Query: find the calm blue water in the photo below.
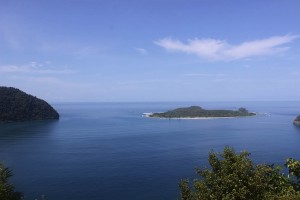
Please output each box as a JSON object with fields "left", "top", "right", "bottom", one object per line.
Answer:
{"left": 1, "top": 102, "right": 300, "bottom": 200}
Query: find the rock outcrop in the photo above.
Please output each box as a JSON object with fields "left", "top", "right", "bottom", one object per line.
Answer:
{"left": 293, "top": 115, "right": 300, "bottom": 126}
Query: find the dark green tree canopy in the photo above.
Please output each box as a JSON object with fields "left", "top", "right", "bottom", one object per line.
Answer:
{"left": 180, "top": 147, "right": 300, "bottom": 200}
{"left": 149, "top": 106, "right": 255, "bottom": 118}
{"left": 0, "top": 86, "right": 59, "bottom": 122}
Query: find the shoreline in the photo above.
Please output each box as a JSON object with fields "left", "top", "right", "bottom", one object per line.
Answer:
{"left": 142, "top": 106, "right": 257, "bottom": 120}
{"left": 143, "top": 113, "right": 257, "bottom": 120}
{"left": 147, "top": 116, "right": 235, "bottom": 120}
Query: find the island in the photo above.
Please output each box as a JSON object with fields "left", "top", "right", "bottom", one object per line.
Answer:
{"left": 0, "top": 86, "right": 59, "bottom": 122}
{"left": 147, "top": 106, "right": 255, "bottom": 119}
{"left": 293, "top": 115, "right": 300, "bottom": 126}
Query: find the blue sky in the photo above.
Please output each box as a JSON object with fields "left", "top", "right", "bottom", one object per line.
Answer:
{"left": 1, "top": 0, "right": 300, "bottom": 102}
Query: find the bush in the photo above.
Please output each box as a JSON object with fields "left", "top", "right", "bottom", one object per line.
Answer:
{"left": 179, "top": 147, "right": 300, "bottom": 200}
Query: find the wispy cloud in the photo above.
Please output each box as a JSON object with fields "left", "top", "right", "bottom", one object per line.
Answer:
{"left": 184, "top": 73, "right": 226, "bottom": 82}
{"left": 155, "top": 34, "right": 299, "bottom": 61}
{"left": 0, "top": 13, "right": 25, "bottom": 50}
{"left": 135, "top": 48, "right": 148, "bottom": 55}
{"left": 0, "top": 13, "right": 102, "bottom": 57}
{"left": 5, "top": 74, "right": 98, "bottom": 102}
{"left": 184, "top": 73, "right": 225, "bottom": 77}
{"left": 0, "top": 62, "right": 76, "bottom": 74}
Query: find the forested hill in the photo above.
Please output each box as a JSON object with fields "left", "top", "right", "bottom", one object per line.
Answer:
{"left": 149, "top": 106, "right": 255, "bottom": 118}
{"left": 0, "top": 87, "right": 59, "bottom": 122}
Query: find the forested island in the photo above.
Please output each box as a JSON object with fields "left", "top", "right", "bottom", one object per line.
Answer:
{"left": 148, "top": 106, "right": 255, "bottom": 118}
{"left": 294, "top": 115, "right": 300, "bottom": 126}
{"left": 0, "top": 86, "right": 59, "bottom": 122}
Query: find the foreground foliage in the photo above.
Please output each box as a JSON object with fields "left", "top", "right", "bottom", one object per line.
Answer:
{"left": 180, "top": 147, "right": 300, "bottom": 200}
{"left": 0, "top": 163, "right": 22, "bottom": 200}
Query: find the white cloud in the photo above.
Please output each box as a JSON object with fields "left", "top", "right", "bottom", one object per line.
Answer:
{"left": 135, "top": 48, "right": 148, "bottom": 55}
{"left": 155, "top": 34, "right": 299, "bottom": 61}
{"left": 184, "top": 73, "right": 225, "bottom": 77}
{"left": 0, "top": 62, "right": 76, "bottom": 74}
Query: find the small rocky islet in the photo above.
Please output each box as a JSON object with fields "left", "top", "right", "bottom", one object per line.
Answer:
{"left": 293, "top": 115, "right": 300, "bottom": 126}
{"left": 0, "top": 86, "right": 59, "bottom": 122}
{"left": 147, "top": 106, "right": 256, "bottom": 119}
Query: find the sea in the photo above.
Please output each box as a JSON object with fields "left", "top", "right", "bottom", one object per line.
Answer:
{"left": 0, "top": 101, "right": 300, "bottom": 200}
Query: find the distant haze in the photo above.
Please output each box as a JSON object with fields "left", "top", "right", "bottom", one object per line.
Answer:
{"left": 1, "top": 1, "right": 300, "bottom": 102}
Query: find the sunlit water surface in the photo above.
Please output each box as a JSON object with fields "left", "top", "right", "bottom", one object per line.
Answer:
{"left": 1, "top": 102, "right": 300, "bottom": 200}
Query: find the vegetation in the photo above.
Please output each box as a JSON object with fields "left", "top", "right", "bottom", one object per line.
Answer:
{"left": 0, "top": 86, "right": 59, "bottom": 122}
{"left": 0, "top": 163, "right": 22, "bottom": 200}
{"left": 149, "top": 106, "right": 255, "bottom": 118}
{"left": 179, "top": 147, "right": 300, "bottom": 200}
{"left": 293, "top": 115, "right": 300, "bottom": 126}
{"left": 2, "top": 147, "right": 300, "bottom": 200}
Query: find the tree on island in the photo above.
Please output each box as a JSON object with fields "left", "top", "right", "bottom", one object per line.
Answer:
{"left": 0, "top": 86, "right": 59, "bottom": 122}
{"left": 180, "top": 147, "right": 300, "bottom": 200}
{"left": 149, "top": 106, "right": 255, "bottom": 118}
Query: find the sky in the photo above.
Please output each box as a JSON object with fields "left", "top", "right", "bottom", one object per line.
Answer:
{"left": 1, "top": 0, "right": 300, "bottom": 102}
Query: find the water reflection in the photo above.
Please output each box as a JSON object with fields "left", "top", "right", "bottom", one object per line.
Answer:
{"left": 0, "top": 120, "right": 59, "bottom": 138}
{"left": 1, "top": 102, "right": 300, "bottom": 200}
{"left": 0, "top": 120, "right": 59, "bottom": 163}
{"left": 293, "top": 125, "right": 300, "bottom": 131}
